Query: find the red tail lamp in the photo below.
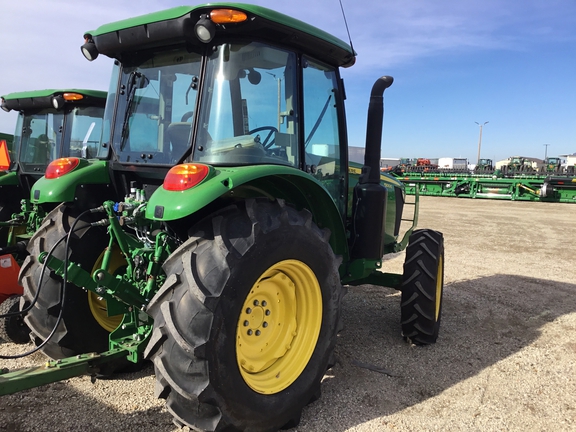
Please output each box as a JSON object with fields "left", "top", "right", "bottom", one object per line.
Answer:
{"left": 164, "top": 163, "right": 209, "bottom": 191}
{"left": 46, "top": 158, "right": 80, "bottom": 179}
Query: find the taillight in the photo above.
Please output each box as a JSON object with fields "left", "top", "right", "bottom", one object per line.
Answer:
{"left": 45, "top": 158, "right": 80, "bottom": 179}
{"left": 163, "top": 163, "right": 210, "bottom": 191}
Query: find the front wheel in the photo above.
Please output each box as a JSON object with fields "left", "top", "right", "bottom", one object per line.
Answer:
{"left": 400, "top": 229, "right": 444, "bottom": 345}
{"left": 145, "top": 198, "right": 344, "bottom": 431}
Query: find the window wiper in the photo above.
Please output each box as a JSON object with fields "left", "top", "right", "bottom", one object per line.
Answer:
{"left": 119, "top": 71, "right": 146, "bottom": 152}
{"left": 304, "top": 94, "right": 332, "bottom": 148}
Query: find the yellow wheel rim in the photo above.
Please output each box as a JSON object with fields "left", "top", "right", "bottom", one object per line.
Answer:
{"left": 88, "top": 245, "right": 126, "bottom": 332}
{"left": 435, "top": 255, "right": 443, "bottom": 321}
{"left": 236, "top": 259, "right": 322, "bottom": 394}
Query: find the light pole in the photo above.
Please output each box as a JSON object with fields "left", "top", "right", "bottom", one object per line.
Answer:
{"left": 475, "top": 121, "right": 488, "bottom": 164}
{"left": 544, "top": 144, "right": 550, "bottom": 161}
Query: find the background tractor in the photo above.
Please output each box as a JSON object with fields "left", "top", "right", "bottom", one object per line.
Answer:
{"left": 0, "top": 89, "right": 106, "bottom": 344}
{"left": 503, "top": 156, "right": 536, "bottom": 173}
{"left": 474, "top": 158, "right": 494, "bottom": 173}
{"left": 3, "top": 5, "right": 444, "bottom": 432}
{"left": 541, "top": 157, "right": 562, "bottom": 173}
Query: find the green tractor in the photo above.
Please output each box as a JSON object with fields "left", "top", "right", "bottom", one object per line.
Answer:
{"left": 3, "top": 4, "right": 444, "bottom": 431}
{"left": 474, "top": 158, "right": 493, "bottom": 173}
{"left": 0, "top": 89, "right": 106, "bottom": 344}
{"left": 541, "top": 157, "right": 562, "bottom": 173}
{"left": 504, "top": 156, "right": 535, "bottom": 174}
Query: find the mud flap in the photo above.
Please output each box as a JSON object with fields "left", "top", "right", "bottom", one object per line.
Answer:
{"left": 0, "top": 254, "right": 22, "bottom": 303}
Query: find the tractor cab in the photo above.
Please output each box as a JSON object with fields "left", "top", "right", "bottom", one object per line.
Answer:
{"left": 85, "top": 6, "right": 354, "bottom": 219}
{"left": 1, "top": 90, "right": 106, "bottom": 207}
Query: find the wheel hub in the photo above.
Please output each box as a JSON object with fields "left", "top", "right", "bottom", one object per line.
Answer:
{"left": 237, "top": 271, "right": 297, "bottom": 373}
{"left": 236, "top": 259, "right": 322, "bottom": 394}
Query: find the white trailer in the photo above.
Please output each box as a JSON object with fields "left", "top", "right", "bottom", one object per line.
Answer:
{"left": 438, "top": 157, "right": 468, "bottom": 170}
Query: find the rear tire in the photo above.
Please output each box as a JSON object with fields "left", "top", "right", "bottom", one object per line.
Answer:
{"left": 19, "top": 204, "right": 112, "bottom": 358}
{"left": 400, "top": 229, "right": 444, "bottom": 345}
{"left": 145, "top": 198, "right": 343, "bottom": 431}
{"left": 0, "top": 295, "right": 31, "bottom": 344}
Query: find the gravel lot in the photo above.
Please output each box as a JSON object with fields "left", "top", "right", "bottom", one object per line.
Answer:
{"left": 1, "top": 196, "right": 575, "bottom": 431}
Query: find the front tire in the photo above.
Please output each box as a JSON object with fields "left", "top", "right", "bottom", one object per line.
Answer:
{"left": 145, "top": 198, "right": 343, "bottom": 431}
{"left": 19, "top": 204, "right": 112, "bottom": 358}
{"left": 400, "top": 229, "right": 444, "bottom": 345}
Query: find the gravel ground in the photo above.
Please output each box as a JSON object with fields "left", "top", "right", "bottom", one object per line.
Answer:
{"left": 1, "top": 196, "right": 575, "bottom": 431}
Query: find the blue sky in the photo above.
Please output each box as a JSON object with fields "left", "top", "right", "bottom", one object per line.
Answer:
{"left": 1, "top": 0, "right": 574, "bottom": 163}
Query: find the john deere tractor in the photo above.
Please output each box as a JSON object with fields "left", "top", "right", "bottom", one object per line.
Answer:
{"left": 541, "top": 157, "right": 562, "bottom": 173}
{"left": 0, "top": 89, "right": 106, "bottom": 344}
{"left": 2, "top": 5, "right": 444, "bottom": 431}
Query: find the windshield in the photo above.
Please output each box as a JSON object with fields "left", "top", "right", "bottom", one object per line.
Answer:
{"left": 107, "top": 42, "right": 301, "bottom": 167}
{"left": 109, "top": 48, "right": 202, "bottom": 165}
{"left": 18, "top": 109, "right": 63, "bottom": 172}
{"left": 64, "top": 105, "right": 105, "bottom": 159}
{"left": 194, "top": 42, "right": 299, "bottom": 167}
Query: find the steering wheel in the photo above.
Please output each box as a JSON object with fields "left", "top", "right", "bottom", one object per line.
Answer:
{"left": 181, "top": 111, "right": 194, "bottom": 122}
{"left": 248, "top": 126, "right": 278, "bottom": 149}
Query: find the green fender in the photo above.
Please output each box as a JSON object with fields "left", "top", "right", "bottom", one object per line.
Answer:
{"left": 0, "top": 171, "right": 18, "bottom": 186}
{"left": 30, "top": 160, "right": 110, "bottom": 204}
{"left": 146, "top": 165, "right": 349, "bottom": 259}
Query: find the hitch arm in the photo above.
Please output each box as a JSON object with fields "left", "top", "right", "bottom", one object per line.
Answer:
{"left": 0, "top": 348, "right": 129, "bottom": 395}
{"left": 39, "top": 252, "right": 147, "bottom": 308}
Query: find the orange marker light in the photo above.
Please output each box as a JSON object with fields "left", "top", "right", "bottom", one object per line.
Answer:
{"left": 163, "top": 163, "right": 210, "bottom": 191}
{"left": 62, "top": 93, "right": 85, "bottom": 101}
{"left": 210, "top": 9, "right": 248, "bottom": 24}
{"left": 46, "top": 158, "right": 80, "bottom": 179}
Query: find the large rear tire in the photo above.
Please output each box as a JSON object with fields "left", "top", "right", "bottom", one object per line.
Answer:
{"left": 400, "top": 229, "right": 444, "bottom": 345}
{"left": 19, "top": 204, "right": 113, "bottom": 358}
{"left": 0, "top": 295, "right": 31, "bottom": 344}
{"left": 145, "top": 198, "right": 343, "bottom": 431}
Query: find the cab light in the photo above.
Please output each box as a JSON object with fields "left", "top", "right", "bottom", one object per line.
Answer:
{"left": 0, "top": 97, "right": 9, "bottom": 112}
{"left": 210, "top": 9, "right": 248, "bottom": 24}
{"left": 63, "top": 93, "right": 85, "bottom": 101}
{"left": 46, "top": 158, "right": 80, "bottom": 179}
{"left": 163, "top": 163, "right": 209, "bottom": 191}
{"left": 81, "top": 36, "right": 99, "bottom": 61}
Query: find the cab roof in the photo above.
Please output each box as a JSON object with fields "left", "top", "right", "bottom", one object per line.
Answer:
{"left": 85, "top": 3, "right": 356, "bottom": 68}
{"left": 1, "top": 89, "right": 107, "bottom": 112}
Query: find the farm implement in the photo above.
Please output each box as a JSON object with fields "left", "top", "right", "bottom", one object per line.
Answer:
{"left": 393, "top": 169, "right": 576, "bottom": 203}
